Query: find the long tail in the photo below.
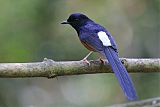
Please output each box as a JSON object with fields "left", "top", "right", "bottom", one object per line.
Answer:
{"left": 103, "top": 47, "right": 137, "bottom": 100}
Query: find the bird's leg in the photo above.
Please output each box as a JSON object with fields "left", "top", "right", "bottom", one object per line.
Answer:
{"left": 81, "top": 51, "right": 93, "bottom": 65}
{"left": 82, "top": 51, "right": 93, "bottom": 60}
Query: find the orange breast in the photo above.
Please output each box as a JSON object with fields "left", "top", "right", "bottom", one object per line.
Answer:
{"left": 81, "top": 41, "right": 96, "bottom": 51}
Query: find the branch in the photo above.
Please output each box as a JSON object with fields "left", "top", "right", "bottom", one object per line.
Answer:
{"left": 0, "top": 58, "right": 159, "bottom": 78}
{"left": 108, "top": 97, "right": 160, "bottom": 107}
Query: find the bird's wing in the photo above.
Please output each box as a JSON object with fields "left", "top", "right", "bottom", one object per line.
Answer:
{"left": 82, "top": 22, "right": 118, "bottom": 52}
{"left": 80, "top": 32, "right": 104, "bottom": 52}
{"left": 105, "top": 31, "right": 118, "bottom": 53}
{"left": 80, "top": 31, "right": 118, "bottom": 53}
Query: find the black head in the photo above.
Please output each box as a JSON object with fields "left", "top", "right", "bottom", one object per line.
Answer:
{"left": 61, "top": 13, "right": 91, "bottom": 31}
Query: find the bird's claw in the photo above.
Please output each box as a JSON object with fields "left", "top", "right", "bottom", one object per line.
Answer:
{"left": 99, "top": 58, "right": 105, "bottom": 65}
{"left": 81, "top": 58, "right": 91, "bottom": 66}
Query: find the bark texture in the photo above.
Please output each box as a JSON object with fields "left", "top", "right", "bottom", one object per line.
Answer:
{"left": 0, "top": 58, "right": 159, "bottom": 78}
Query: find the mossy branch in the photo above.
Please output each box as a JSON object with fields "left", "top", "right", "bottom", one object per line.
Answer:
{"left": 0, "top": 58, "right": 159, "bottom": 78}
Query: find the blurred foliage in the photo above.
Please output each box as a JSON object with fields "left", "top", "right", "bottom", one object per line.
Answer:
{"left": 0, "top": 0, "right": 159, "bottom": 107}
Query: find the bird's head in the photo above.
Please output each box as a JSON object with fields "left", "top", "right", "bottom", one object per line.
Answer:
{"left": 61, "top": 13, "right": 91, "bottom": 31}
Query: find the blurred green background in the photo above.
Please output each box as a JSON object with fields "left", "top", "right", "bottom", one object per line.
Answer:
{"left": 0, "top": 0, "right": 159, "bottom": 107}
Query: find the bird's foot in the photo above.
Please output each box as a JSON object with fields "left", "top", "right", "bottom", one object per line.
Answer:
{"left": 80, "top": 51, "right": 93, "bottom": 66}
{"left": 99, "top": 58, "right": 105, "bottom": 65}
{"left": 80, "top": 58, "right": 90, "bottom": 66}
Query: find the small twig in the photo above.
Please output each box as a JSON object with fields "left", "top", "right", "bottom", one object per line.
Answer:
{"left": 108, "top": 97, "right": 160, "bottom": 107}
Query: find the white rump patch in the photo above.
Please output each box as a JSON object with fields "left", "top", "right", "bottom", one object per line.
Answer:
{"left": 98, "top": 31, "right": 111, "bottom": 46}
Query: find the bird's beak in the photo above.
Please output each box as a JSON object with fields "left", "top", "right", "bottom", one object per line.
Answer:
{"left": 61, "top": 20, "right": 70, "bottom": 24}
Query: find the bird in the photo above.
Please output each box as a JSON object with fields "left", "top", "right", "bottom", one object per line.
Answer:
{"left": 61, "top": 13, "right": 137, "bottom": 100}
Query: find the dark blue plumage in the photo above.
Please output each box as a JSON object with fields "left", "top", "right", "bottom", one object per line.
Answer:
{"left": 61, "top": 13, "right": 137, "bottom": 100}
{"left": 103, "top": 47, "right": 137, "bottom": 100}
